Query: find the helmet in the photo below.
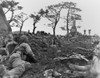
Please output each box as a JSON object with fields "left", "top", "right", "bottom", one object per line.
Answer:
{"left": 20, "top": 35, "right": 28, "bottom": 43}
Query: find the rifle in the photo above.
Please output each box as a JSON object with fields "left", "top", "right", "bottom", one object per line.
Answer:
{"left": 76, "top": 47, "right": 94, "bottom": 52}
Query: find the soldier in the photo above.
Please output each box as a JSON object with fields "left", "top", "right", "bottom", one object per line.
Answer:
{"left": 3, "top": 50, "right": 32, "bottom": 78}
{"left": 0, "top": 35, "right": 36, "bottom": 78}
{"left": 16, "top": 35, "right": 37, "bottom": 63}
{"left": 5, "top": 34, "right": 37, "bottom": 63}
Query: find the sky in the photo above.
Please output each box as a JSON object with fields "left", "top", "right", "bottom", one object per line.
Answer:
{"left": 11, "top": 0, "right": 100, "bottom": 36}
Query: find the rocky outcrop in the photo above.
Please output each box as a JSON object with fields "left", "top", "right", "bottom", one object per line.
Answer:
{"left": 0, "top": 5, "right": 12, "bottom": 36}
{"left": 0, "top": 5, "right": 12, "bottom": 47}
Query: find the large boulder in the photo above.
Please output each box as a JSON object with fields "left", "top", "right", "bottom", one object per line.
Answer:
{"left": 0, "top": 5, "right": 11, "bottom": 36}
{"left": 0, "top": 5, "right": 12, "bottom": 46}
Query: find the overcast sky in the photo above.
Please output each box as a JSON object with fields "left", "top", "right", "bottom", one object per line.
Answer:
{"left": 12, "top": 0, "right": 100, "bottom": 36}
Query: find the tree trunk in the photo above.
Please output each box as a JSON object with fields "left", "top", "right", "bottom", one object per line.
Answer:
{"left": 66, "top": 8, "right": 70, "bottom": 35}
{"left": 66, "top": 20, "right": 69, "bottom": 34}
{"left": 52, "top": 22, "right": 57, "bottom": 44}
{"left": 32, "top": 23, "right": 36, "bottom": 34}
{"left": 52, "top": 27, "right": 56, "bottom": 44}
{"left": 19, "top": 22, "right": 23, "bottom": 38}
{"left": 9, "top": 11, "right": 14, "bottom": 24}
{"left": 53, "top": 27, "right": 56, "bottom": 37}
{"left": 53, "top": 21, "right": 57, "bottom": 37}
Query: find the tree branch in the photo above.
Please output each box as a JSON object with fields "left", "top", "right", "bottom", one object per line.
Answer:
{"left": 22, "top": 17, "right": 28, "bottom": 23}
{"left": 4, "top": 8, "right": 11, "bottom": 14}
{"left": 9, "top": 10, "right": 14, "bottom": 23}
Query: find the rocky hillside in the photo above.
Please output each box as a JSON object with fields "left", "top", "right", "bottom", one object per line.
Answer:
{"left": 12, "top": 31, "right": 98, "bottom": 78}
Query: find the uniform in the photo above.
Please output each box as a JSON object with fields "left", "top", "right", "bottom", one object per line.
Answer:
{"left": 17, "top": 43, "right": 37, "bottom": 63}
{"left": 3, "top": 51, "right": 31, "bottom": 78}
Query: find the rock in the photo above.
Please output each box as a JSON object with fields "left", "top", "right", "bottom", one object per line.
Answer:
{"left": 0, "top": 5, "right": 12, "bottom": 47}
{"left": 0, "top": 5, "right": 11, "bottom": 35}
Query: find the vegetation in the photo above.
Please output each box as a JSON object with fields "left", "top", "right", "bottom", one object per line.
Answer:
{"left": 16, "top": 31, "right": 97, "bottom": 78}
{"left": 30, "top": 10, "right": 42, "bottom": 34}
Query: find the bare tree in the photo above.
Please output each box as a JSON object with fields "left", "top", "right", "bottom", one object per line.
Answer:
{"left": 40, "top": 4, "right": 63, "bottom": 37}
{"left": 11, "top": 12, "right": 28, "bottom": 36}
{"left": 60, "top": 2, "right": 81, "bottom": 35}
{"left": 30, "top": 12, "right": 42, "bottom": 34}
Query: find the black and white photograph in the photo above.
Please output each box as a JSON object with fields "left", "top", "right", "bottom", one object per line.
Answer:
{"left": 0, "top": 0, "right": 100, "bottom": 78}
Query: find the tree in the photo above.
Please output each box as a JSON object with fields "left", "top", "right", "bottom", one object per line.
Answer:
{"left": 0, "top": 0, "right": 23, "bottom": 24}
{"left": 30, "top": 11, "right": 42, "bottom": 34}
{"left": 11, "top": 12, "right": 28, "bottom": 36}
{"left": 61, "top": 2, "right": 81, "bottom": 35}
{"left": 39, "top": 3, "right": 64, "bottom": 37}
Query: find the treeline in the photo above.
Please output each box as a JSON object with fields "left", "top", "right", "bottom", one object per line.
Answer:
{"left": 0, "top": 0, "right": 83, "bottom": 36}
